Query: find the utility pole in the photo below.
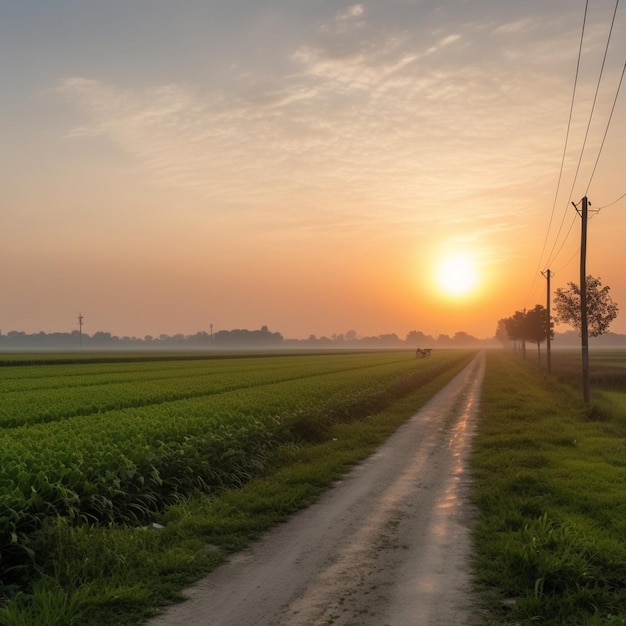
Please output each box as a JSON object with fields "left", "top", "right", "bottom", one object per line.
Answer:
{"left": 522, "top": 308, "right": 526, "bottom": 361}
{"left": 574, "top": 197, "right": 590, "bottom": 403}
{"left": 542, "top": 269, "right": 554, "bottom": 375}
{"left": 78, "top": 313, "right": 84, "bottom": 348}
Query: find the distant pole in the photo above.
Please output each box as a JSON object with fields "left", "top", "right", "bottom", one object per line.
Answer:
{"left": 210, "top": 323, "right": 213, "bottom": 340}
{"left": 542, "top": 269, "right": 554, "bottom": 374}
{"left": 575, "top": 197, "right": 590, "bottom": 403}
{"left": 78, "top": 313, "right": 84, "bottom": 348}
{"left": 522, "top": 308, "right": 526, "bottom": 361}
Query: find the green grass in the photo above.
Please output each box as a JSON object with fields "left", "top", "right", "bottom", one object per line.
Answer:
{"left": 473, "top": 350, "right": 626, "bottom": 625}
{"left": 0, "top": 350, "right": 474, "bottom": 625}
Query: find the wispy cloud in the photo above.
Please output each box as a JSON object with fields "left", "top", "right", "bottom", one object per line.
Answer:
{"left": 57, "top": 6, "right": 580, "bottom": 239}
{"left": 325, "top": 3, "right": 366, "bottom": 34}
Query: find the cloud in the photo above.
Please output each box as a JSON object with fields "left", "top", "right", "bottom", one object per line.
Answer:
{"left": 336, "top": 4, "right": 365, "bottom": 21}
{"left": 326, "top": 4, "right": 366, "bottom": 34}
{"left": 56, "top": 6, "right": 582, "bottom": 241}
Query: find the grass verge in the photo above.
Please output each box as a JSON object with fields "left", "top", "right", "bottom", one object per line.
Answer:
{"left": 473, "top": 351, "right": 626, "bottom": 625}
{"left": 0, "top": 353, "right": 474, "bottom": 626}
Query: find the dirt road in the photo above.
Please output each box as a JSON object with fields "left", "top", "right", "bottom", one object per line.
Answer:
{"left": 149, "top": 352, "right": 485, "bottom": 626}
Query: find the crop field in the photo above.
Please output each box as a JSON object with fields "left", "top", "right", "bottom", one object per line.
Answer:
{"left": 550, "top": 349, "right": 626, "bottom": 394}
{"left": 0, "top": 349, "right": 473, "bottom": 608}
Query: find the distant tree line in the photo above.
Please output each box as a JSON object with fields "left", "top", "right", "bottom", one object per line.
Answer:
{"left": 0, "top": 325, "right": 497, "bottom": 350}
{"left": 2, "top": 290, "right": 623, "bottom": 353}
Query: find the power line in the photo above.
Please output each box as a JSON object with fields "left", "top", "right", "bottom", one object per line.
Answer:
{"left": 597, "top": 191, "right": 626, "bottom": 209}
{"left": 536, "top": 0, "right": 590, "bottom": 275}
{"left": 547, "top": 211, "right": 579, "bottom": 271}
{"left": 542, "top": 201, "right": 583, "bottom": 275}
{"left": 586, "top": 58, "right": 626, "bottom": 194}
{"left": 566, "top": 0, "right": 620, "bottom": 202}
{"left": 541, "top": 1, "right": 621, "bottom": 275}
{"left": 549, "top": 195, "right": 601, "bottom": 276}
{"left": 554, "top": 245, "right": 580, "bottom": 275}
{"left": 523, "top": 0, "right": 590, "bottom": 309}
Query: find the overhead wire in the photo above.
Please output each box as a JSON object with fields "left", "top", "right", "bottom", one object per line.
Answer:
{"left": 597, "top": 191, "right": 626, "bottom": 209}
{"left": 585, "top": 58, "right": 626, "bottom": 194}
{"left": 544, "top": 0, "right": 621, "bottom": 274}
{"left": 562, "top": 0, "right": 620, "bottom": 209}
{"left": 546, "top": 210, "right": 579, "bottom": 272}
{"left": 554, "top": 245, "right": 581, "bottom": 275}
{"left": 535, "top": 0, "right": 622, "bottom": 289}
{"left": 536, "top": 0, "right": 589, "bottom": 274}
{"left": 523, "top": 0, "right": 589, "bottom": 308}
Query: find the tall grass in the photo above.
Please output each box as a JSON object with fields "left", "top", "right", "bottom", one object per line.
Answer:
{"left": 473, "top": 350, "right": 626, "bottom": 625}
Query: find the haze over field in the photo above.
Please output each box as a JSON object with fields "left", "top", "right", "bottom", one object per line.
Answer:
{"left": 2, "top": 1, "right": 625, "bottom": 340}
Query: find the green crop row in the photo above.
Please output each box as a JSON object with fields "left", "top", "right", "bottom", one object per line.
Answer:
{"left": 0, "top": 353, "right": 410, "bottom": 428}
{"left": 0, "top": 352, "right": 408, "bottom": 386}
{"left": 0, "top": 350, "right": 472, "bottom": 594}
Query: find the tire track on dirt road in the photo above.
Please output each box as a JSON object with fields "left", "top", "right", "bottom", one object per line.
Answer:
{"left": 148, "top": 351, "right": 485, "bottom": 626}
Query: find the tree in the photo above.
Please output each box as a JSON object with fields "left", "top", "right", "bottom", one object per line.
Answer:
{"left": 494, "top": 319, "right": 510, "bottom": 346}
{"left": 436, "top": 334, "right": 452, "bottom": 346}
{"left": 452, "top": 331, "right": 479, "bottom": 346}
{"left": 405, "top": 330, "right": 433, "bottom": 346}
{"left": 524, "top": 304, "right": 552, "bottom": 362}
{"left": 553, "top": 275, "right": 619, "bottom": 338}
{"left": 503, "top": 310, "right": 528, "bottom": 358}
{"left": 345, "top": 330, "right": 358, "bottom": 343}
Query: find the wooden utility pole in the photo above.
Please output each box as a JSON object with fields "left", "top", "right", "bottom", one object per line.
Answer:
{"left": 78, "top": 313, "right": 84, "bottom": 348}
{"left": 542, "top": 269, "right": 554, "bottom": 374}
{"left": 575, "top": 197, "right": 590, "bottom": 403}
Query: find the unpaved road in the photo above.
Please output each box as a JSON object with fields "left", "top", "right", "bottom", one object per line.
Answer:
{"left": 149, "top": 352, "right": 485, "bottom": 626}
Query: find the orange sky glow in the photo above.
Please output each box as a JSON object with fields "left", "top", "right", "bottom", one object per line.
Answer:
{"left": 2, "top": 1, "right": 625, "bottom": 341}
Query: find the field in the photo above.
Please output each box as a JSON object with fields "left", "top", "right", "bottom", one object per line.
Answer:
{"left": 473, "top": 349, "right": 626, "bottom": 625}
{"left": 6, "top": 348, "right": 626, "bottom": 625}
{"left": 0, "top": 349, "right": 473, "bottom": 624}
{"left": 549, "top": 349, "right": 626, "bottom": 395}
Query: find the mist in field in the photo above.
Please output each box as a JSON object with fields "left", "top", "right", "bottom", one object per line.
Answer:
{"left": 3, "top": 325, "right": 626, "bottom": 353}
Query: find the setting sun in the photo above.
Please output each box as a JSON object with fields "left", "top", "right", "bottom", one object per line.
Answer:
{"left": 437, "top": 254, "right": 478, "bottom": 296}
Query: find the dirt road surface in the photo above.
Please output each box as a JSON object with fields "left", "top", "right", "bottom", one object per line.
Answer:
{"left": 149, "top": 352, "right": 485, "bottom": 626}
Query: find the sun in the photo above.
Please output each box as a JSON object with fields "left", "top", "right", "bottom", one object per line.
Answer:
{"left": 437, "top": 254, "right": 478, "bottom": 296}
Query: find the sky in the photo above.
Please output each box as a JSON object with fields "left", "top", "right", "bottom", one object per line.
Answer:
{"left": 2, "top": 0, "right": 625, "bottom": 340}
